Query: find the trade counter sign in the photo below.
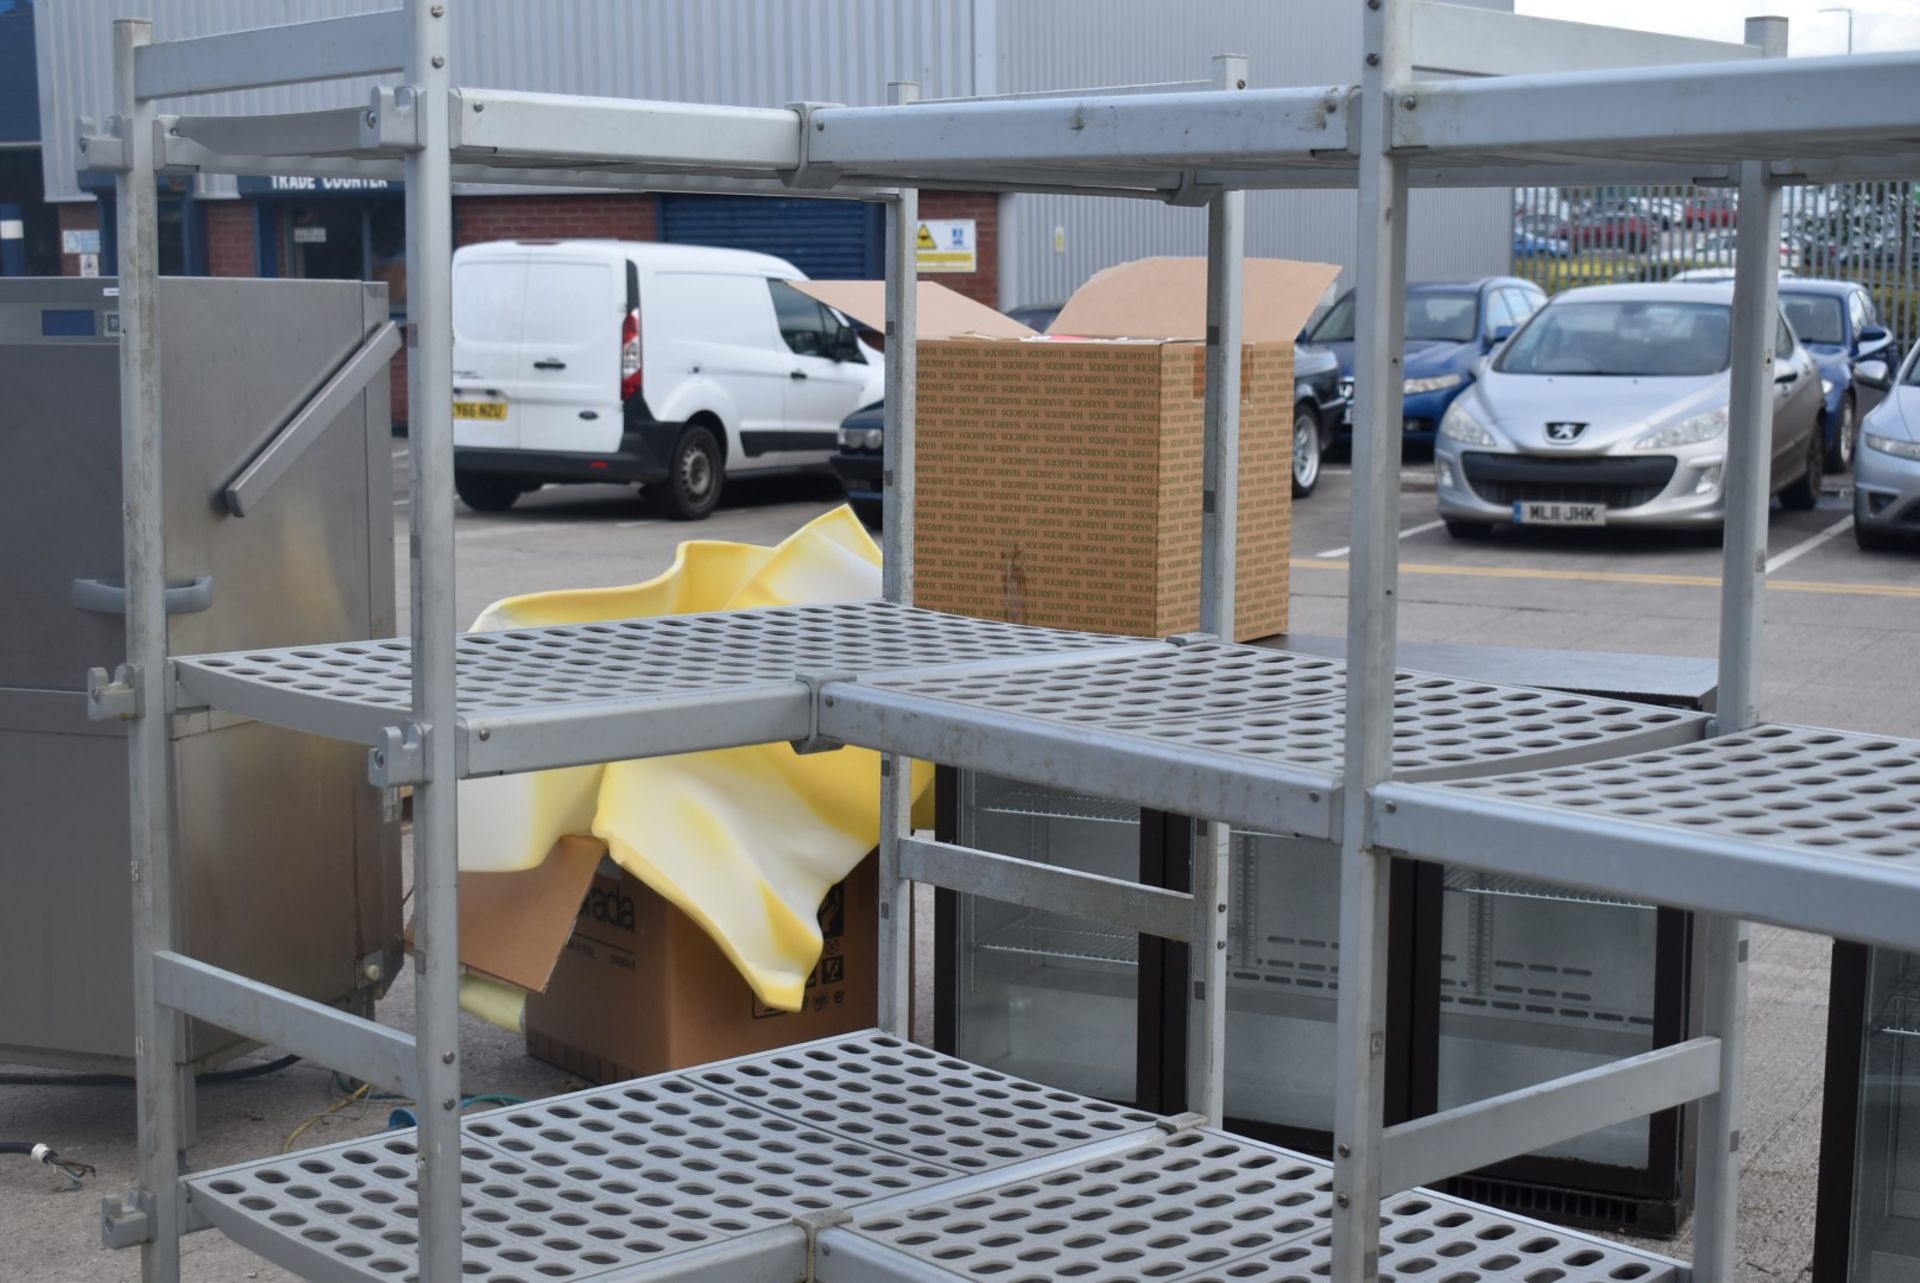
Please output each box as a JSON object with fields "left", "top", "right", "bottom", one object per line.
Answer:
{"left": 916, "top": 219, "right": 977, "bottom": 273}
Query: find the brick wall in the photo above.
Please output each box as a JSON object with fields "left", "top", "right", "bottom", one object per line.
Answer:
{"left": 57, "top": 203, "right": 98, "bottom": 276}
{"left": 204, "top": 201, "right": 256, "bottom": 277}
{"left": 454, "top": 194, "right": 657, "bottom": 247}
{"left": 920, "top": 190, "right": 998, "bottom": 308}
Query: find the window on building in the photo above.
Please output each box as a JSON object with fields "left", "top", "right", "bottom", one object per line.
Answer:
{"left": 281, "top": 201, "right": 407, "bottom": 313}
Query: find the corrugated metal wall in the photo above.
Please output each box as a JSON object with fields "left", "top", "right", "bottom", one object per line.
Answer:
{"left": 35, "top": 0, "right": 978, "bottom": 203}
{"left": 994, "top": 0, "right": 1514, "bottom": 308}
{"left": 37, "top": 0, "right": 1510, "bottom": 294}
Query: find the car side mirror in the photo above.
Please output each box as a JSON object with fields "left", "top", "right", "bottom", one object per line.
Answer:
{"left": 1488, "top": 324, "right": 1517, "bottom": 346}
{"left": 1858, "top": 324, "right": 1893, "bottom": 355}
{"left": 1855, "top": 358, "right": 1893, "bottom": 390}
{"left": 832, "top": 326, "right": 862, "bottom": 361}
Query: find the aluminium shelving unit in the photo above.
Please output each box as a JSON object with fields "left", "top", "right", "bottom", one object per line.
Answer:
{"left": 83, "top": 2, "right": 1920, "bottom": 1280}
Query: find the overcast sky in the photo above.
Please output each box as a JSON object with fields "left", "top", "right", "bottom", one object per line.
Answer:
{"left": 1515, "top": 0, "right": 1920, "bottom": 55}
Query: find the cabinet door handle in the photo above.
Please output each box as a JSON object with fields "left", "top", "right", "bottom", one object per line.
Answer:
{"left": 72, "top": 575, "right": 215, "bottom": 616}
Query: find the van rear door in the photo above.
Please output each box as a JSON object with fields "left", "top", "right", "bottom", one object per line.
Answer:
{"left": 452, "top": 253, "right": 529, "bottom": 450}
{"left": 516, "top": 254, "right": 623, "bottom": 454}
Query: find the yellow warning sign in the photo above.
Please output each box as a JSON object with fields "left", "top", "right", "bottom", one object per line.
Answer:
{"left": 915, "top": 218, "right": 977, "bottom": 273}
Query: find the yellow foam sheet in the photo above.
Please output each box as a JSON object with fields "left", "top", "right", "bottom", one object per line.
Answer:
{"left": 457, "top": 507, "right": 932, "bottom": 1011}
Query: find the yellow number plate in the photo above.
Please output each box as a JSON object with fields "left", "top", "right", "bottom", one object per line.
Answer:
{"left": 453, "top": 400, "right": 508, "bottom": 421}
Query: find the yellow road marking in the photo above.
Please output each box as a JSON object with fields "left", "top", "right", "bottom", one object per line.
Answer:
{"left": 1291, "top": 558, "right": 1920, "bottom": 600}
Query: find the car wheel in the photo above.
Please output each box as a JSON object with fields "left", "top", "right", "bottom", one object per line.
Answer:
{"left": 1779, "top": 424, "right": 1824, "bottom": 511}
{"left": 1291, "top": 405, "right": 1322, "bottom": 498}
{"left": 454, "top": 473, "right": 523, "bottom": 513}
{"left": 1444, "top": 519, "right": 1494, "bottom": 540}
{"left": 1855, "top": 520, "right": 1900, "bottom": 552}
{"left": 1825, "top": 392, "right": 1856, "bottom": 472}
{"left": 656, "top": 423, "right": 723, "bottom": 521}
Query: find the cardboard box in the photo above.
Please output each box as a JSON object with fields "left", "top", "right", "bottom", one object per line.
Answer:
{"left": 797, "top": 258, "right": 1337, "bottom": 642}
{"left": 456, "top": 836, "right": 877, "bottom": 1083}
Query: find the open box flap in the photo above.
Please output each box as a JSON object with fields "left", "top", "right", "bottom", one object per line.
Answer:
{"left": 790, "top": 279, "right": 1038, "bottom": 340}
{"left": 444, "top": 835, "right": 605, "bottom": 994}
{"left": 1046, "top": 256, "right": 1340, "bottom": 342}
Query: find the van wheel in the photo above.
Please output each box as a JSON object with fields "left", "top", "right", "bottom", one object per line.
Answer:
{"left": 1780, "top": 426, "right": 1823, "bottom": 511}
{"left": 657, "top": 424, "right": 723, "bottom": 521}
{"left": 455, "top": 473, "right": 522, "bottom": 513}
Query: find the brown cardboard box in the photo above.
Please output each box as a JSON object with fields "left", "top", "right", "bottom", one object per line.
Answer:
{"left": 461, "top": 837, "right": 878, "bottom": 1083}
{"left": 797, "top": 258, "right": 1337, "bottom": 642}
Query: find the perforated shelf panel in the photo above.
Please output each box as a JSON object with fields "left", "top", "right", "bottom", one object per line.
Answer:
{"left": 817, "top": 1127, "right": 1679, "bottom": 1283}
{"left": 168, "top": 601, "right": 1150, "bottom": 777}
{"left": 822, "top": 643, "right": 1708, "bottom": 837}
{"left": 1374, "top": 724, "right": 1920, "bottom": 953}
{"left": 184, "top": 1033, "right": 1678, "bottom": 1283}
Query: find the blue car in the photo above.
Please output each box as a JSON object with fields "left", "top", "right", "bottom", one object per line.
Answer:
{"left": 1775, "top": 279, "right": 1899, "bottom": 471}
{"left": 1306, "top": 277, "right": 1549, "bottom": 448}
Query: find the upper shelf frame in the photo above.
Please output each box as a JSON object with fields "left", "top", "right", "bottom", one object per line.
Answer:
{"left": 85, "top": 3, "right": 1920, "bottom": 201}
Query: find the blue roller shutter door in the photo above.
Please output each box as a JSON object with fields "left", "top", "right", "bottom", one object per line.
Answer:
{"left": 658, "top": 195, "right": 882, "bottom": 279}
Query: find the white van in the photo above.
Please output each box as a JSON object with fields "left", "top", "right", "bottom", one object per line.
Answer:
{"left": 451, "top": 240, "right": 885, "bottom": 519}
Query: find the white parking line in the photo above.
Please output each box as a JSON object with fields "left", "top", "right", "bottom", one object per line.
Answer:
{"left": 1765, "top": 514, "right": 1853, "bottom": 576}
{"left": 1316, "top": 518, "right": 1445, "bottom": 560}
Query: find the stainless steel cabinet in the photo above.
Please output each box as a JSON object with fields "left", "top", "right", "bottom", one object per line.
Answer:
{"left": 0, "top": 277, "right": 400, "bottom": 1072}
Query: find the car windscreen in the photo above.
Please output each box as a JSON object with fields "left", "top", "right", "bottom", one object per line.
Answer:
{"left": 1307, "top": 290, "right": 1478, "bottom": 344}
{"left": 1406, "top": 292, "right": 1478, "bottom": 342}
{"left": 1779, "top": 294, "right": 1846, "bottom": 345}
{"left": 1496, "top": 300, "right": 1731, "bottom": 377}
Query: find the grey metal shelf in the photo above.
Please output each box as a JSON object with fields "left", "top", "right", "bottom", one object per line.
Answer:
{"left": 99, "top": 1, "right": 1920, "bottom": 1279}
{"left": 1376, "top": 724, "right": 1920, "bottom": 954}
{"left": 167, "top": 602, "right": 1145, "bottom": 777}
{"left": 820, "top": 643, "right": 1711, "bottom": 838}
{"left": 184, "top": 1031, "right": 1678, "bottom": 1283}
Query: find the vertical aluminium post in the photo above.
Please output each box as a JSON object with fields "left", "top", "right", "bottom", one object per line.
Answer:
{"left": 877, "top": 80, "right": 921, "bottom": 1037}
{"left": 1695, "top": 17, "right": 1788, "bottom": 1279}
{"left": 1189, "top": 53, "right": 1248, "bottom": 1125}
{"left": 404, "top": 0, "right": 464, "bottom": 1277}
{"left": 116, "top": 19, "right": 185, "bottom": 1283}
{"left": 1332, "top": 0, "right": 1412, "bottom": 1277}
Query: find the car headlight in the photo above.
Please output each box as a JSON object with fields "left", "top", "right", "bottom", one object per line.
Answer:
{"left": 1405, "top": 373, "right": 1465, "bottom": 396}
{"left": 1634, "top": 407, "right": 1728, "bottom": 450}
{"left": 1439, "top": 400, "right": 1494, "bottom": 446}
{"left": 1822, "top": 378, "right": 1835, "bottom": 397}
{"left": 838, "top": 426, "right": 882, "bottom": 451}
{"left": 1867, "top": 432, "right": 1920, "bottom": 461}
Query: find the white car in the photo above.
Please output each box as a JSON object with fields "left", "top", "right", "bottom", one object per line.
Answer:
{"left": 451, "top": 240, "right": 885, "bottom": 519}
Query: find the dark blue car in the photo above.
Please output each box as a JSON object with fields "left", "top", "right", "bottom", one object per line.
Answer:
{"left": 1307, "top": 277, "right": 1548, "bottom": 447}
{"left": 1775, "top": 279, "right": 1899, "bottom": 470}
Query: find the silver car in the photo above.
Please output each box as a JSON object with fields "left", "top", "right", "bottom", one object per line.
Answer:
{"left": 1853, "top": 346, "right": 1919, "bottom": 551}
{"left": 1435, "top": 284, "right": 1826, "bottom": 535}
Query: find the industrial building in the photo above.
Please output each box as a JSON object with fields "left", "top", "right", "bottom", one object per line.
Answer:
{"left": 24, "top": 0, "right": 1510, "bottom": 325}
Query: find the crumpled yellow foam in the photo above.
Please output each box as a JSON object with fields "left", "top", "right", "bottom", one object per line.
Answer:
{"left": 457, "top": 506, "right": 932, "bottom": 1011}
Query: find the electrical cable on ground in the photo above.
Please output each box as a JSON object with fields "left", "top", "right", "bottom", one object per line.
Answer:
{"left": 283, "top": 1081, "right": 372, "bottom": 1153}
{"left": 0, "top": 1141, "right": 95, "bottom": 1190}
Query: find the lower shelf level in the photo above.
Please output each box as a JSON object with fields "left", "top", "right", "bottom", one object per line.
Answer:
{"left": 183, "top": 1032, "right": 1679, "bottom": 1283}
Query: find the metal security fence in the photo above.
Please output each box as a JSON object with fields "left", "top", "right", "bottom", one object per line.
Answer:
{"left": 1514, "top": 182, "right": 1920, "bottom": 350}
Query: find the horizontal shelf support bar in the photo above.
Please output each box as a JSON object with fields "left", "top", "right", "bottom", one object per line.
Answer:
{"left": 1411, "top": 1, "right": 1756, "bottom": 78}
{"left": 450, "top": 89, "right": 802, "bottom": 171}
{"left": 809, "top": 86, "right": 1350, "bottom": 172}
{"left": 897, "top": 836, "right": 1192, "bottom": 943}
{"left": 135, "top": 9, "right": 406, "bottom": 100}
{"left": 1372, "top": 781, "right": 1920, "bottom": 953}
{"left": 462, "top": 684, "right": 813, "bottom": 777}
{"left": 1396, "top": 52, "right": 1916, "bottom": 158}
{"left": 226, "top": 322, "right": 401, "bottom": 517}
{"left": 153, "top": 951, "right": 418, "bottom": 1099}
{"left": 818, "top": 683, "right": 1338, "bottom": 840}
{"left": 1380, "top": 1036, "right": 1721, "bottom": 1195}
{"left": 164, "top": 104, "right": 405, "bottom": 162}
